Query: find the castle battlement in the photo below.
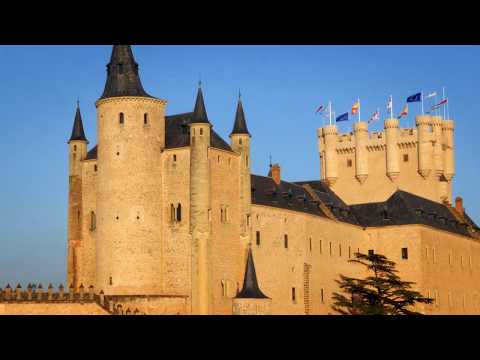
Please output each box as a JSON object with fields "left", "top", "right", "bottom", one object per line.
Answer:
{"left": 317, "top": 115, "right": 455, "bottom": 204}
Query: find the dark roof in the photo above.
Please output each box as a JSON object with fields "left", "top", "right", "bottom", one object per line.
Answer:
{"left": 236, "top": 246, "right": 269, "bottom": 299}
{"left": 230, "top": 98, "right": 250, "bottom": 136}
{"left": 165, "top": 112, "right": 232, "bottom": 151}
{"left": 68, "top": 103, "right": 88, "bottom": 143}
{"left": 84, "top": 112, "right": 233, "bottom": 160}
{"left": 350, "top": 190, "right": 476, "bottom": 238}
{"left": 251, "top": 176, "right": 360, "bottom": 225}
{"left": 86, "top": 145, "right": 97, "bottom": 160}
{"left": 99, "top": 45, "right": 154, "bottom": 100}
{"left": 191, "top": 86, "right": 210, "bottom": 124}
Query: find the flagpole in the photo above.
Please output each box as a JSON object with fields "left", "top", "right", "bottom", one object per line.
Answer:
{"left": 329, "top": 100, "right": 332, "bottom": 126}
{"left": 358, "top": 98, "right": 361, "bottom": 123}
{"left": 442, "top": 87, "right": 446, "bottom": 119}
{"left": 421, "top": 91, "right": 424, "bottom": 115}
{"left": 390, "top": 95, "right": 393, "bottom": 119}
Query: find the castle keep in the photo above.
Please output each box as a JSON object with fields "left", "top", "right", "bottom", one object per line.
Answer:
{"left": 1, "top": 45, "right": 479, "bottom": 315}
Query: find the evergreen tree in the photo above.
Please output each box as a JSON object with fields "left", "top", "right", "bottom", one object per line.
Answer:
{"left": 332, "top": 252, "right": 433, "bottom": 315}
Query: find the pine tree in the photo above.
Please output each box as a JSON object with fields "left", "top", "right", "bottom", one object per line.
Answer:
{"left": 332, "top": 252, "right": 433, "bottom": 315}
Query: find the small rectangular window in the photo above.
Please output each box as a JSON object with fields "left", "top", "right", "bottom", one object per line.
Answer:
{"left": 368, "top": 249, "right": 374, "bottom": 256}
{"left": 256, "top": 231, "right": 261, "bottom": 246}
{"left": 347, "top": 159, "right": 352, "bottom": 167}
{"left": 402, "top": 247, "right": 408, "bottom": 259}
{"left": 403, "top": 154, "right": 409, "bottom": 162}
{"left": 292, "top": 287, "right": 296, "bottom": 302}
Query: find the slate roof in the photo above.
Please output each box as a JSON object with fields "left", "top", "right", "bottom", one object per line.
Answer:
{"left": 99, "top": 45, "right": 154, "bottom": 100}
{"left": 230, "top": 97, "right": 250, "bottom": 136}
{"left": 68, "top": 103, "right": 88, "bottom": 143}
{"left": 251, "top": 175, "right": 359, "bottom": 225}
{"left": 191, "top": 86, "right": 210, "bottom": 124}
{"left": 236, "top": 245, "right": 269, "bottom": 299}
{"left": 350, "top": 190, "right": 478, "bottom": 238}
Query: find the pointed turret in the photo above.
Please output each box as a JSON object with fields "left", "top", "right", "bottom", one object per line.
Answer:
{"left": 68, "top": 101, "right": 88, "bottom": 143}
{"left": 230, "top": 93, "right": 250, "bottom": 136}
{"left": 99, "top": 45, "right": 153, "bottom": 100}
{"left": 191, "top": 83, "right": 210, "bottom": 124}
{"left": 236, "top": 245, "right": 268, "bottom": 299}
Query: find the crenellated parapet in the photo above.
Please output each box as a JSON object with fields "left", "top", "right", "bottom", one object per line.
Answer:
{"left": 0, "top": 283, "right": 96, "bottom": 303}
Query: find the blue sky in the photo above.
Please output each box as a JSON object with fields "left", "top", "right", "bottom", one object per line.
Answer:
{"left": 0, "top": 45, "right": 479, "bottom": 286}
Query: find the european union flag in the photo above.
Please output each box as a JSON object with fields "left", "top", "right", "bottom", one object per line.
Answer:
{"left": 336, "top": 112, "right": 349, "bottom": 122}
{"left": 407, "top": 92, "right": 422, "bottom": 103}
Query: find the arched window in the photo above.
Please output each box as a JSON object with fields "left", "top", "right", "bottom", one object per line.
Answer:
{"left": 90, "top": 211, "right": 96, "bottom": 231}
{"left": 144, "top": 113, "right": 148, "bottom": 125}
{"left": 176, "top": 203, "right": 182, "bottom": 222}
{"left": 119, "top": 113, "right": 125, "bottom": 125}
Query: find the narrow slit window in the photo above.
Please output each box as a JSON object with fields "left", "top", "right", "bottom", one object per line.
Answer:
{"left": 94, "top": 165, "right": 98, "bottom": 172}
{"left": 284, "top": 234, "right": 289, "bottom": 249}
{"left": 90, "top": 211, "right": 96, "bottom": 231}
{"left": 144, "top": 113, "right": 148, "bottom": 125}
{"left": 170, "top": 204, "right": 175, "bottom": 222}
{"left": 348, "top": 246, "right": 351, "bottom": 259}
{"left": 256, "top": 231, "right": 261, "bottom": 246}
{"left": 73, "top": 145, "right": 77, "bottom": 151}
{"left": 119, "top": 113, "right": 124, "bottom": 125}
{"left": 339, "top": 244, "right": 342, "bottom": 257}
{"left": 176, "top": 203, "right": 182, "bottom": 222}
{"left": 329, "top": 242, "right": 332, "bottom": 256}
{"left": 292, "top": 287, "right": 296, "bottom": 302}
{"left": 319, "top": 240, "right": 322, "bottom": 254}
{"left": 200, "top": 128, "right": 203, "bottom": 136}
{"left": 321, "top": 288, "right": 324, "bottom": 303}
{"left": 309, "top": 237, "right": 312, "bottom": 252}
{"left": 173, "top": 154, "right": 177, "bottom": 162}
{"left": 402, "top": 247, "right": 408, "bottom": 259}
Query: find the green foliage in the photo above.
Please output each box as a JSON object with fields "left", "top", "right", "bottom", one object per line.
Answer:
{"left": 332, "top": 252, "right": 433, "bottom": 315}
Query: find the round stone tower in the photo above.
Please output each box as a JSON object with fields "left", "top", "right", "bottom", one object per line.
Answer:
{"left": 230, "top": 94, "right": 252, "bottom": 253}
{"left": 416, "top": 115, "right": 433, "bottom": 179}
{"left": 354, "top": 121, "right": 368, "bottom": 184}
{"left": 384, "top": 117, "right": 400, "bottom": 182}
{"left": 95, "top": 45, "right": 167, "bottom": 295}
{"left": 322, "top": 124, "right": 339, "bottom": 186}
{"left": 189, "top": 84, "right": 212, "bottom": 315}
{"left": 442, "top": 119, "right": 455, "bottom": 181}
{"left": 431, "top": 115, "right": 444, "bottom": 178}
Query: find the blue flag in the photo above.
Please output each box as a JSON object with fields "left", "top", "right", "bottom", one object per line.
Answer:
{"left": 336, "top": 112, "right": 349, "bottom": 122}
{"left": 407, "top": 92, "right": 422, "bottom": 103}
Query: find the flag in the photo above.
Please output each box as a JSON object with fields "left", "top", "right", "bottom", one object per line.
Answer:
{"left": 387, "top": 96, "right": 393, "bottom": 113}
{"left": 432, "top": 98, "right": 448, "bottom": 110}
{"left": 368, "top": 110, "right": 380, "bottom": 124}
{"left": 425, "top": 91, "right": 437, "bottom": 99}
{"left": 407, "top": 92, "right": 422, "bottom": 102}
{"left": 336, "top": 112, "right": 349, "bottom": 122}
{"left": 315, "top": 104, "right": 326, "bottom": 114}
{"left": 398, "top": 104, "right": 408, "bottom": 119}
{"left": 351, "top": 100, "right": 360, "bottom": 115}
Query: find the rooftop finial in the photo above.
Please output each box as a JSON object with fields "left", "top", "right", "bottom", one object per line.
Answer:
{"left": 239, "top": 89, "right": 242, "bottom": 100}
{"left": 198, "top": 73, "right": 202, "bottom": 89}
{"left": 76, "top": 98, "right": 80, "bottom": 108}
{"left": 269, "top": 154, "right": 272, "bottom": 168}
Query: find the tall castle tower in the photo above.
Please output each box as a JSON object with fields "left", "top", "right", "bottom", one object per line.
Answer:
{"left": 95, "top": 46, "right": 167, "bottom": 295}
{"left": 230, "top": 94, "right": 252, "bottom": 262}
{"left": 317, "top": 114, "right": 455, "bottom": 205}
{"left": 67, "top": 102, "right": 88, "bottom": 289}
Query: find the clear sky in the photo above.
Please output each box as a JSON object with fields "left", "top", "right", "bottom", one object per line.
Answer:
{"left": 1, "top": 45, "right": 479, "bottom": 286}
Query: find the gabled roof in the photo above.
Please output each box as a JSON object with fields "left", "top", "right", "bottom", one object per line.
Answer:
{"left": 350, "top": 190, "right": 477, "bottom": 238}
{"left": 236, "top": 246, "right": 269, "bottom": 299}
{"left": 99, "top": 45, "right": 154, "bottom": 100}
{"left": 68, "top": 103, "right": 88, "bottom": 143}
{"left": 230, "top": 97, "right": 250, "bottom": 136}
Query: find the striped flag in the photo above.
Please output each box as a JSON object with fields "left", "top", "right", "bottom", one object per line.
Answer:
{"left": 398, "top": 104, "right": 408, "bottom": 119}
{"left": 351, "top": 100, "right": 360, "bottom": 115}
{"left": 368, "top": 110, "right": 380, "bottom": 124}
{"left": 432, "top": 98, "right": 448, "bottom": 110}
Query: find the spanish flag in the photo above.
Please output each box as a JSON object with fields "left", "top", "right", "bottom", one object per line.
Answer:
{"left": 351, "top": 100, "right": 360, "bottom": 115}
{"left": 398, "top": 104, "right": 408, "bottom": 119}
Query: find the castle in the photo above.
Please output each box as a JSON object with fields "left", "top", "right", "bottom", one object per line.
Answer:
{"left": 1, "top": 45, "right": 479, "bottom": 315}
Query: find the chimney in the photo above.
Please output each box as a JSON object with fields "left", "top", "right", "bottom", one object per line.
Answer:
{"left": 268, "top": 163, "right": 281, "bottom": 186}
{"left": 455, "top": 196, "right": 464, "bottom": 216}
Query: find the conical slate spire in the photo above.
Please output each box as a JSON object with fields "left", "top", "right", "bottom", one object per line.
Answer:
{"left": 99, "top": 45, "right": 153, "bottom": 100}
{"left": 230, "top": 93, "right": 250, "bottom": 136}
{"left": 68, "top": 101, "right": 88, "bottom": 143}
{"left": 191, "top": 83, "right": 210, "bottom": 124}
{"left": 236, "top": 245, "right": 269, "bottom": 299}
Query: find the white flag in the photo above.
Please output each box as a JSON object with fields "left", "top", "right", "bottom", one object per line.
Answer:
{"left": 387, "top": 96, "right": 392, "bottom": 112}
{"left": 425, "top": 91, "right": 437, "bottom": 99}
